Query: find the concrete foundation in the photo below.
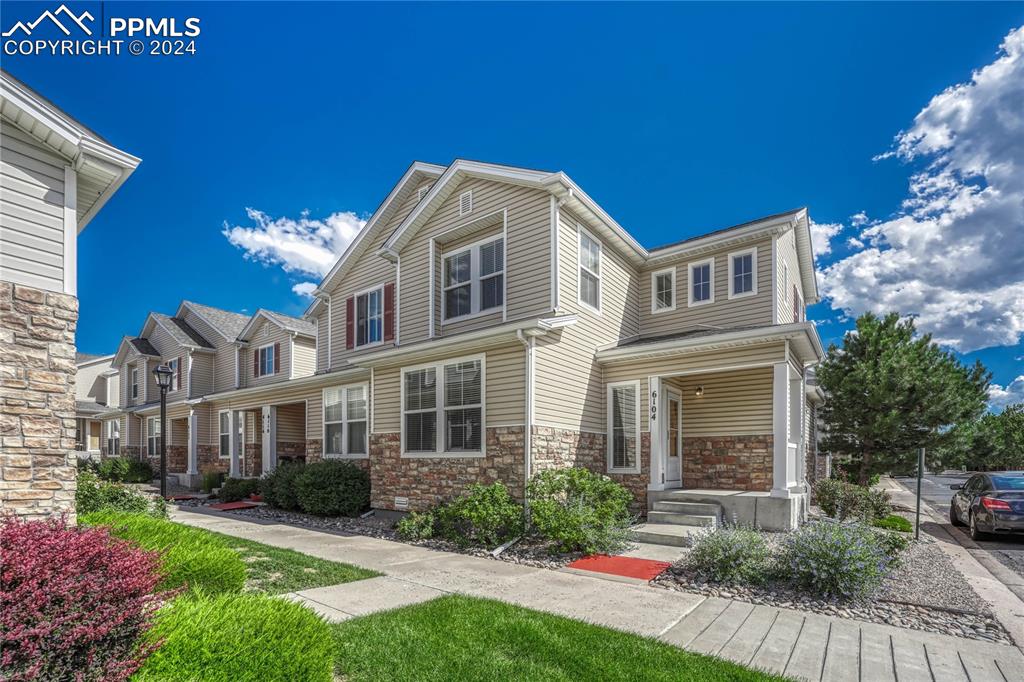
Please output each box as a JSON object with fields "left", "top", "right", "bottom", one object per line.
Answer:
{"left": 648, "top": 489, "right": 805, "bottom": 531}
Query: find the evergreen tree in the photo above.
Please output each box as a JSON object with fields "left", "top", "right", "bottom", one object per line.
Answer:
{"left": 817, "top": 312, "right": 990, "bottom": 484}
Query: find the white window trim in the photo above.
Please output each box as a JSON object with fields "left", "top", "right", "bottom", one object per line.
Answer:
{"left": 577, "top": 225, "right": 602, "bottom": 314}
{"left": 650, "top": 266, "right": 677, "bottom": 314}
{"left": 131, "top": 367, "right": 139, "bottom": 399}
{"left": 257, "top": 343, "right": 276, "bottom": 377}
{"left": 218, "top": 410, "right": 231, "bottom": 459}
{"left": 167, "top": 357, "right": 180, "bottom": 392}
{"left": 322, "top": 382, "right": 370, "bottom": 459}
{"left": 687, "top": 257, "right": 715, "bottom": 307}
{"left": 106, "top": 419, "right": 120, "bottom": 455}
{"left": 459, "top": 190, "right": 473, "bottom": 216}
{"left": 607, "top": 380, "right": 641, "bottom": 474}
{"left": 146, "top": 416, "right": 162, "bottom": 454}
{"left": 441, "top": 235, "right": 505, "bottom": 324}
{"left": 727, "top": 246, "right": 758, "bottom": 300}
{"left": 400, "top": 353, "right": 486, "bottom": 458}
{"left": 353, "top": 283, "right": 385, "bottom": 349}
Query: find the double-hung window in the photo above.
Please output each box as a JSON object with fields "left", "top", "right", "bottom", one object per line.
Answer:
{"left": 443, "top": 237, "right": 504, "bottom": 321}
{"left": 402, "top": 356, "right": 484, "bottom": 455}
{"left": 354, "top": 287, "right": 383, "bottom": 347}
{"left": 578, "top": 229, "right": 601, "bottom": 312}
{"left": 219, "top": 412, "right": 230, "bottom": 458}
{"left": 146, "top": 416, "right": 161, "bottom": 455}
{"left": 258, "top": 345, "right": 275, "bottom": 376}
{"left": 728, "top": 247, "right": 757, "bottom": 298}
{"left": 688, "top": 258, "right": 714, "bottom": 306}
{"left": 106, "top": 420, "right": 120, "bottom": 455}
{"left": 651, "top": 267, "right": 675, "bottom": 313}
{"left": 131, "top": 367, "right": 139, "bottom": 399}
{"left": 607, "top": 382, "right": 640, "bottom": 473}
{"left": 167, "top": 358, "right": 179, "bottom": 392}
{"left": 323, "top": 384, "right": 368, "bottom": 457}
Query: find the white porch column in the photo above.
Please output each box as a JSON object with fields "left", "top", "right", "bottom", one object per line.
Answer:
{"left": 228, "top": 410, "right": 240, "bottom": 478}
{"left": 648, "top": 376, "right": 666, "bottom": 490}
{"left": 186, "top": 408, "right": 199, "bottom": 475}
{"left": 792, "top": 374, "right": 806, "bottom": 490}
{"left": 262, "top": 405, "right": 277, "bottom": 474}
{"left": 771, "top": 361, "right": 791, "bottom": 497}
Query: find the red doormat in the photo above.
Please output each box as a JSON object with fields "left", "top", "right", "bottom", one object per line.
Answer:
{"left": 566, "top": 555, "right": 671, "bottom": 581}
{"left": 208, "top": 501, "right": 259, "bottom": 511}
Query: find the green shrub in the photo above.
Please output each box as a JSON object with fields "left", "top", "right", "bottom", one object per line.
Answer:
{"left": 136, "top": 593, "right": 334, "bottom": 682}
{"left": 221, "top": 477, "right": 261, "bottom": 502}
{"left": 202, "top": 470, "right": 224, "bottom": 494}
{"left": 434, "top": 483, "right": 523, "bottom": 549}
{"left": 833, "top": 464, "right": 880, "bottom": 488}
{"left": 527, "top": 468, "right": 634, "bottom": 554}
{"left": 781, "top": 521, "right": 891, "bottom": 600}
{"left": 260, "top": 461, "right": 305, "bottom": 511}
{"left": 687, "top": 525, "right": 772, "bottom": 584}
{"left": 97, "top": 456, "right": 131, "bottom": 482}
{"left": 872, "top": 528, "right": 911, "bottom": 566}
{"left": 123, "top": 459, "right": 154, "bottom": 483}
{"left": 75, "top": 470, "right": 167, "bottom": 518}
{"left": 872, "top": 514, "right": 913, "bottom": 533}
{"left": 294, "top": 460, "right": 370, "bottom": 517}
{"left": 81, "top": 511, "right": 246, "bottom": 595}
{"left": 814, "top": 478, "right": 891, "bottom": 521}
{"left": 395, "top": 511, "right": 435, "bottom": 541}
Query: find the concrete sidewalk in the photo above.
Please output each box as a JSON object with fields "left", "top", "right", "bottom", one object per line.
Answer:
{"left": 172, "top": 507, "right": 1024, "bottom": 682}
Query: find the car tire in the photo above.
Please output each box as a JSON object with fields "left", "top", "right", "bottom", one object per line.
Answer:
{"left": 969, "top": 511, "right": 987, "bottom": 541}
{"left": 950, "top": 504, "right": 963, "bottom": 526}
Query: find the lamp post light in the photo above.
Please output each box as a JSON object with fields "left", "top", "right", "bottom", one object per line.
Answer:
{"left": 152, "top": 364, "right": 174, "bottom": 499}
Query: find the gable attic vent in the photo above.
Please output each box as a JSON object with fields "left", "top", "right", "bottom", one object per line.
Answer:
{"left": 459, "top": 190, "right": 473, "bottom": 216}
{"left": 417, "top": 185, "right": 430, "bottom": 202}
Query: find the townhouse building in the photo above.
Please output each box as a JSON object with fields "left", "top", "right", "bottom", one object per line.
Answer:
{"left": 97, "top": 159, "right": 823, "bottom": 532}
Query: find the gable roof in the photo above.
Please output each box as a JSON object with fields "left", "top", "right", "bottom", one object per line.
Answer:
{"left": 304, "top": 161, "right": 446, "bottom": 316}
{"left": 177, "top": 301, "right": 251, "bottom": 342}
{"left": 147, "top": 313, "right": 214, "bottom": 349}
{"left": 75, "top": 352, "right": 112, "bottom": 365}
{"left": 0, "top": 69, "right": 140, "bottom": 231}
{"left": 237, "top": 309, "right": 317, "bottom": 341}
{"left": 130, "top": 338, "right": 160, "bottom": 356}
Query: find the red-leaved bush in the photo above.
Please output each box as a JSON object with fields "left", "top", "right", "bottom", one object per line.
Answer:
{"left": 1, "top": 515, "right": 167, "bottom": 681}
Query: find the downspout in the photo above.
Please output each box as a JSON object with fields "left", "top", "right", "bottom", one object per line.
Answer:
{"left": 516, "top": 329, "right": 535, "bottom": 516}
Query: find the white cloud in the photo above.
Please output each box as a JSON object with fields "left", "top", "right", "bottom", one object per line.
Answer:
{"left": 223, "top": 208, "right": 366, "bottom": 280}
{"left": 809, "top": 220, "right": 842, "bottom": 260}
{"left": 291, "top": 282, "right": 318, "bottom": 298}
{"left": 850, "top": 211, "right": 869, "bottom": 227}
{"left": 820, "top": 26, "right": 1024, "bottom": 352}
{"left": 989, "top": 375, "right": 1024, "bottom": 409}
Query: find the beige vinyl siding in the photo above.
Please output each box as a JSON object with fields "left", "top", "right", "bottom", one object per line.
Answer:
{"left": 639, "top": 237, "right": 773, "bottom": 335}
{"left": 180, "top": 309, "right": 236, "bottom": 394}
{"left": 171, "top": 418, "right": 188, "bottom": 447}
{"left": 400, "top": 177, "right": 553, "bottom": 345}
{"left": 243, "top": 319, "right": 292, "bottom": 388}
{"left": 147, "top": 322, "right": 180, "bottom": 359}
{"left": 107, "top": 374, "right": 120, "bottom": 408}
{"left": 776, "top": 228, "right": 801, "bottom": 324}
{"left": 75, "top": 360, "right": 111, "bottom": 403}
{"left": 315, "top": 316, "right": 328, "bottom": 372}
{"left": 144, "top": 358, "right": 157, "bottom": 403}
{"left": 292, "top": 336, "right": 316, "bottom": 378}
{"left": 436, "top": 225, "right": 506, "bottom": 335}
{"left": 372, "top": 343, "right": 525, "bottom": 434}
{"left": 125, "top": 414, "right": 140, "bottom": 448}
{"left": 189, "top": 352, "right": 214, "bottom": 397}
{"left": 0, "top": 123, "right": 68, "bottom": 293}
{"left": 602, "top": 341, "right": 786, "bottom": 432}
{"left": 664, "top": 368, "right": 773, "bottom": 436}
{"left": 207, "top": 385, "right": 324, "bottom": 442}
{"left": 276, "top": 402, "right": 306, "bottom": 442}
{"left": 533, "top": 208, "right": 639, "bottom": 433}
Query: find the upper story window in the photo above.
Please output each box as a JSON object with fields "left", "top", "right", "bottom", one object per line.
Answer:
{"left": 688, "top": 257, "right": 714, "bottom": 307}
{"left": 355, "top": 287, "right": 383, "bottom": 346}
{"left": 651, "top": 267, "right": 675, "bottom": 313}
{"left": 256, "top": 344, "right": 276, "bottom": 376}
{"left": 607, "top": 381, "right": 640, "bottom": 473}
{"left": 131, "top": 367, "right": 139, "bottom": 399}
{"left": 443, "top": 237, "right": 504, "bottom": 321}
{"left": 323, "top": 383, "right": 368, "bottom": 457}
{"left": 578, "top": 228, "right": 601, "bottom": 312}
{"left": 402, "top": 356, "right": 484, "bottom": 456}
{"left": 167, "top": 357, "right": 180, "bottom": 392}
{"left": 728, "top": 247, "right": 757, "bottom": 299}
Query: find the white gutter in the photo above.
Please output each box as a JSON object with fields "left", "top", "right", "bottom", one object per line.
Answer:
{"left": 516, "top": 329, "right": 537, "bottom": 513}
{"left": 596, "top": 322, "right": 824, "bottom": 363}
{"left": 192, "top": 365, "right": 367, "bottom": 404}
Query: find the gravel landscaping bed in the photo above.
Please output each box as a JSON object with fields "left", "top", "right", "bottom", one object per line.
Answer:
{"left": 653, "top": 536, "right": 1011, "bottom": 644}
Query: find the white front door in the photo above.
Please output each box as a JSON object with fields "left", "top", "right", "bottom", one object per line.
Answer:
{"left": 666, "top": 389, "right": 682, "bottom": 487}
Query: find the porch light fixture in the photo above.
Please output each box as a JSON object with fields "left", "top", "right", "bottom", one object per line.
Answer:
{"left": 152, "top": 364, "right": 173, "bottom": 498}
{"left": 695, "top": 385, "right": 705, "bottom": 397}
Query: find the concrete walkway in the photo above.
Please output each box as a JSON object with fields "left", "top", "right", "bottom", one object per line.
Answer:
{"left": 172, "top": 507, "right": 1024, "bottom": 681}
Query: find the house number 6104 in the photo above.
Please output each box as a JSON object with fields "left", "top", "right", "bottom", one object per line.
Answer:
{"left": 650, "top": 390, "right": 657, "bottom": 422}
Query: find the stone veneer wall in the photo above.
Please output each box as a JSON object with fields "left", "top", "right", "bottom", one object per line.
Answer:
{"left": 369, "top": 426, "right": 525, "bottom": 511}
{"left": 196, "top": 445, "right": 226, "bottom": 475}
{"left": 304, "top": 439, "right": 323, "bottom": 464}
{"left": 0, "top": 284, "right": 79, "bottom": 520}
{"left": 243, "top": 443, "right": 262, "bottom": 477}
{"left": 681, "top": 435, "right": 773, "bottom": 492}
{"left": 277, "top": 440, "right": 307, "bottom": 462}
{"left": 144, "top": 445, "right": 187, "bottom": 474}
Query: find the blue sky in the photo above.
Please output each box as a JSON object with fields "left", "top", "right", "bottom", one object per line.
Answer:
{"left": 4, "top": 1, "right": 1023, "bottom": 406}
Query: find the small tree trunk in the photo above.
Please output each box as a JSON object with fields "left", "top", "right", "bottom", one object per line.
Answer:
{"left": 858, "top": 453, "right": 872, "bottom": 486}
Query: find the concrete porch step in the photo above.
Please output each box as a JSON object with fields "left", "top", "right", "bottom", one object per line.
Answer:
{"left": 629, "top": 523, "right": 702, "bottom": 547}
{"left": 651, "top": 500, "right": 722, "bottom": 516}
{"left": 647, "top": 511, "right": 717, "bottom": 527}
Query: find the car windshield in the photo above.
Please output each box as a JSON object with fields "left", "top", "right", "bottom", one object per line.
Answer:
{"left": 989, "top": 475, "right": 1024, "bottom": 490}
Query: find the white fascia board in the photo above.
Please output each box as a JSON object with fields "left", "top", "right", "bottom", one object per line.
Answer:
{"left": 76, "top": 354, "right": 115, "bottom": 369}
{"left": 194, "top": 366, "right": 368, "bottom": 404}
{"left": 790, "top": 210, "right": 820, "bottom": 303}
{"left": 236, "top": 309, "right": 272, "bottom": 341}
{"left": 595, "top": 322, "right": 823, "bottom": 364}
{"left": 646, "top": 212, "right": 802, "bottom": 264}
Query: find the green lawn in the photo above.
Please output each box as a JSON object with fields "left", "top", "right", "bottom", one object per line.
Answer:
{"left": 333, "top": 595, "right": 783, "bottom": 681}
{"left": 211, "top": 531, "right": 379, "bottom": 594}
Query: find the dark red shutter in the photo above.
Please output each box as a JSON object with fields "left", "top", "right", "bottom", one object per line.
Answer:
{"left": 383, "top": 283, "right": 395, "bottom": 343}
{"left": 273, "top": 342, "right": 281, "bottom": 374}
{"left": 346, "top": 296, "right": 355, "bottom": 350}
{"left": 177, "top": 356, "right": 182, "bottom": 389}
{"left": 253, "top": 348, "right": 260, "bottom": 377}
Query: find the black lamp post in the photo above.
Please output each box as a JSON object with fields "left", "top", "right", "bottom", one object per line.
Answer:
{"left": 153, "top": 364, "right": 173, "bottom": 498}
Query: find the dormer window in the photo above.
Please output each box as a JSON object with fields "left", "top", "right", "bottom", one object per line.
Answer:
{"left": 651, "top": 267, "right": 675, "bottom": 313}
{"left": 728, "top": 247, "right": 757, "bottom": 299}
{"left": 688, "top": 258, "right": 714, "bottom": 306}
